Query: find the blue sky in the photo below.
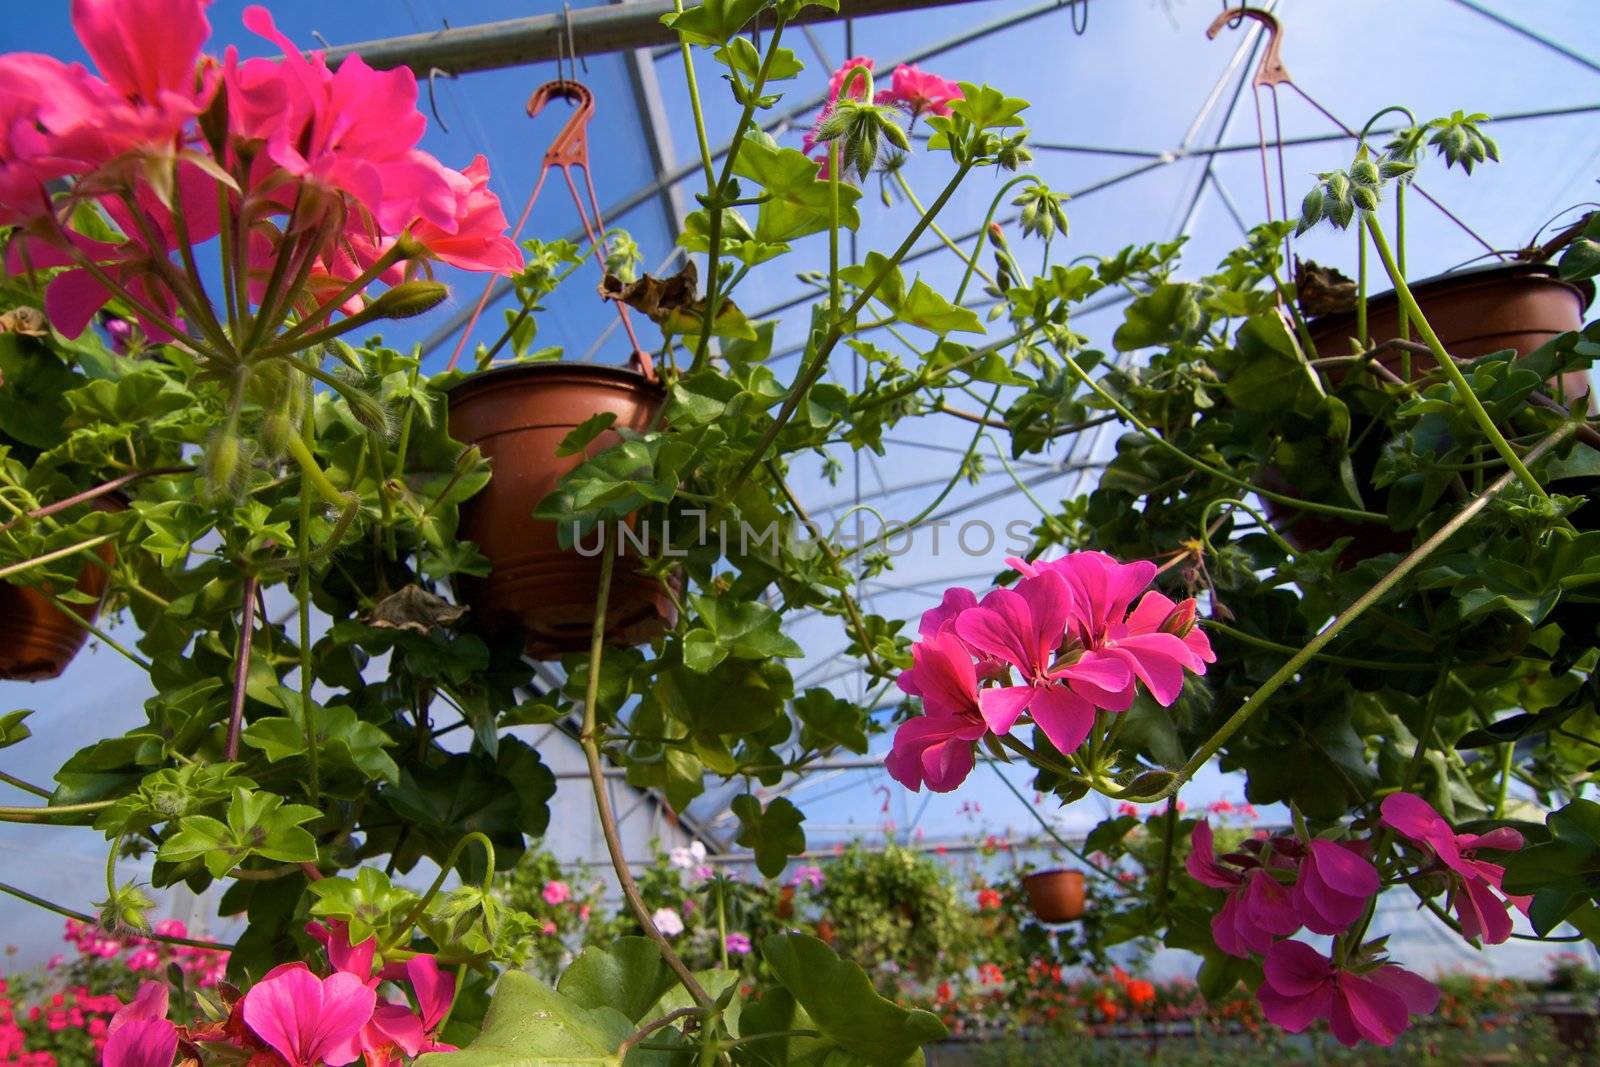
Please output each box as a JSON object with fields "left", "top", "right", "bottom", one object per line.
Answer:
{"left": 3, "top": 0, "right": 1599, "bottom": 974}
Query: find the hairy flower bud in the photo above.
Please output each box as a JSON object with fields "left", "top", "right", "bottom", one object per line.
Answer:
{"left": 203, "top": 429, "right": 244, "bottom": 499}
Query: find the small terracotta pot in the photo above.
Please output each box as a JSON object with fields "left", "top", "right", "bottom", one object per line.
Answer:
{"left": 1266, "top": 264, "right": 1594, "bottom": 560}
{"left": 776, "top": 885, "right": 796, "bottom": 920}
{"left": 814, "top": 919, "right": 837, "bottom": 945}
{"left": 447, "top": 362, "right": 675, "bottom": 658}
{"left": 1022, "top": 869, "right": 1085, "bottom": 923}
{"left": 0, "top": 497, "right": 123, "bottom": 681}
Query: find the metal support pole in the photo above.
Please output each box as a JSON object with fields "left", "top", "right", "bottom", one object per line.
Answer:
{"left": 322, "top": 0, "right": 978, "bottom": 75}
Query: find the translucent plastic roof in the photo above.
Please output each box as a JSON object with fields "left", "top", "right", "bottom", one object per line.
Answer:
{"left": 6, "top": 2, "right": 1600, "bottom": 967}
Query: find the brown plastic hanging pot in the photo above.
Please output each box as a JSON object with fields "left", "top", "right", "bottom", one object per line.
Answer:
{"left": 0, "top": 497, "right": 124, "bottom": 681}
{"left": 1022, "top": 868, "right": 1085, "bottom": 923}
{"left": 447, "top": 362, "right": 675, "bottom": 659}
{"left": 1264, "top": 263, "right": 1594, "bottom": 560}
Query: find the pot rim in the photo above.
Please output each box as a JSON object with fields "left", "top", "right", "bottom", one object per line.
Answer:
{"left": 445, "top": 359, "right": 665, "bottom": 405}
{"left": 1022, "top": 868, "right": 1085, "bottom": 883}
{"left": 1309, "top": 260, "right": 1595, "bottom": 332}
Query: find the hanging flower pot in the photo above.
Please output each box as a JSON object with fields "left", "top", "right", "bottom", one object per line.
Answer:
{"left": 1266, "top": 263, "right": 1593, "bottom": 560}
{"left": 0, "top": 497, "right": 124, "bottom": 681}
{"left": 447, "top": 362, "right": 675, "bottom": 658}
{"left": 1021, "top": 868, "right": 1085, "bottom": 923}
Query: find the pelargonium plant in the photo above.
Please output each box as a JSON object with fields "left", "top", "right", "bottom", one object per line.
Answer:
{"left": 879, "top": 86, "right": 1600, "bottom": 1052}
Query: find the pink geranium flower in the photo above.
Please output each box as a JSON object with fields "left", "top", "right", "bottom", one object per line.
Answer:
{"left": 954, "top": 571, "right": 1132, "bottom": 754}
{"left": 542, "top": 880, "right": 572, "bottom": 906}
{"left": 229, "top": 6, "right": 459, "bottom": 235}
{"left": 1380, "top": 792, "right": 1528, "bottom": 944}
{"left": 1186, "top": 819, "right": 1301, "bottom": 958}
{"left": 241, "top": 963, "right": 376, "bottom": 1067}
{"left": 1256, "top": 940, "right": 1438, "bottom": 1047}
{"left": 103, "top": 981, "right": 177, "bottom": 1067}
{"left": 887, "top": 627, "right": 988, "bottom": 792}
{"left": 1013, "top": 552, "right": 1214, "bottom": 706}
{"left": 878, "top": 65, "right": 963, "bottom": 117}
{"left": 406, "top": 155, "right": 523, "bottom": 275}
{"left": 1292, "top": 839, "right": 1380, "bottom": 935}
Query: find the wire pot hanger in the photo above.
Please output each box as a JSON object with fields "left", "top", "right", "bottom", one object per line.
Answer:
{"left": 448, "top": 19, "right": 653, "bottom": 380}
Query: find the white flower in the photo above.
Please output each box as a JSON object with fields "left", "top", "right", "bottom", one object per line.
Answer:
{"left": 669, "top": 841, "right": 707, "bottom": 870}
{"left": 651, "top": 907, "right": 685, "bottom": 937}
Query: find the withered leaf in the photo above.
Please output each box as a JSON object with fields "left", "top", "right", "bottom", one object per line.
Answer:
{"left": 1294, "top": 257, "right": 1358, "bottom": 317}
{"left": 599, "top": 261, "right": 757, "bottom": 340}
{"left": 365, "top": 584, "right": 468, "bottom": 634}
{"left": 0, "top": 307, "right": 48, "bottom": 336}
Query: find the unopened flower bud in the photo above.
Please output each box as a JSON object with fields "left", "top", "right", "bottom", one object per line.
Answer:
{"left": 203, "top": 430, "right": 243, "bottom": 498}
{"left": 368, "top": 280, "right": 449, "bottom": 320}
{"left": 260, "top": 409, "right": 297, "bottom": 457}
{"left": 1159, "top": 598, "right": 1199, "bottom": 638}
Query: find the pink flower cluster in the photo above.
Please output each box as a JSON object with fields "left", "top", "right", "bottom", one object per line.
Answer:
{"left": 887, "top": 552, "right": 1213, "bottom": 793}
{"left": 1186, "top": 792, "right": 1529, "bottom": 1047}
{"left": 104, "top": 920, "right": 454, "bottom": 1067}
{"left": 1, "top": 0, "right": 519, "bottom": 345}
{"left": 801, "top": 58, "right": 964, "bottom": 176}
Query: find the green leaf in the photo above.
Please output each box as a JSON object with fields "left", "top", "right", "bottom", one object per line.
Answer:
{"left": 760, "top": 934, "right": 947, "bottom": 1066}
{"left": 417, "top": 970, "right": 630, "bottom": 1067}
{"left": 714, "top": 37, "right": 804, "bottom": 83}
{"left": 1113, "top": 283, "right": 1203, "bottom": 352}
{"left": 556, "top": 412, "right": 619, "bottom": 457}
{"left": 897, "top": 279, "right": 984, "bottom": 335}
{"left": 684, "top": 594, "right": 804, "bottom": 668}
{"left": 659, "top": 0, "right": 764, "bottom": 47}
{"left": 0, "top": 335, "right": 76, "bottom": 449}
{"left": 732, "top": 794, "right": 806, "bottom": 878}
{"left": 0, "top": 709, "right": 33, "bottom": 749}
{"left": 948, "top": 83, "right": 1029, "bottom": 131}
{"left": 793, "top": 688, "right": 869, "bottom": 755}
{"left": 157, "top": 788, "right": 320, "bottom": 879}
{"left": 733, "top": 133, "right": 861, "bottom": 243}
{"left": 307, "top": 867, "right": 420, "bottom": 945}
{"left": 243, "top": 690, "right": 400, "bottom": 785}
{"left": 557, "top": 938, "right": 678, "bottom": 1025}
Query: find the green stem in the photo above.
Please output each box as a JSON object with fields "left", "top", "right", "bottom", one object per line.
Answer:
{"left": 1206, "top": 621, "right": 1438, "bottom": 673}
{"left": 1057, "top": 352, "right": 1384, "bottom": 523}
{"left": 1366, "top": 215, "right": 1548, "bottom": 501}
{"left": 579, "top": 550, "right": 712, "bottom": 1008}
{"left": 0, "top": 799, "right": 114, "bottom": 822}
{"left": 0, "top": 535, "right": 115, "bottom": 582}
{"left": 956, "top": 175, "right": 1042, "bottom": 304}
{"left": 382, "top": 832, "right": 496, "bottom": 954}
{"left": 767, "top": 461, "right": 883, "bottom": 676}
{"left": 298, "top": 372, "right": 321, "bottom": 805}
{"left": 46, "top": 595, "right": 152, "bottom": 672}
{"left": 724, "top": 161, "right": 977, "bottom": 501}
{"left": 283, "top": 434, "right": 350, "bottom": 509}
{"left": 0, "top": 770, "right": 51, "bottom": 799}
{"left": 829, "top": 141, "right": 842, "bottom": 320}
{"left": 0, "top": 881, "right": 235, "bottom": 950}
{"left": 892, "top": 171, "right": 995, "bottom": 288}
{"left": 987, "top": 763, "right": 1132, "bottom": 894}
{"left": 692, "top": 17, "right": 789, "bottom": 372}
{"left": 672, "top": 1, "right": 716, "bottom": 189}
{"left": 1147, "top": 422, "right": 1577, "bottom": 801}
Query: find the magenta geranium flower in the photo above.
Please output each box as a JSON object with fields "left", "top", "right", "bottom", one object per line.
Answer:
{"left": 1292, "top": 839, "right": 1380, "bottom": 935}
{"left": 1256, "top": 940, "right": 1438, "bottom": 1047}
{"left": 103, "top": 981, "right": 177, "bottom": 1067}
{"left": 1014, "top": 552, "right": 1214, "bottom": 706}
{"left": 887, "top": 627, "right": 988, "bottom": 792}
{"left": 241, "top": 963, "right": 376, "bottom": 1067}
{"left": 1185, "top": 819, "right": 1300, "bottom": 958}
{"left": 1380, "top": 792, "right": 1528, "bottom": 944}
{"left": 955, "top": 571, "right": 1132, "bottom": 754}
{"left": 878, "top": 64, "right": 963, "bottom": 117}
